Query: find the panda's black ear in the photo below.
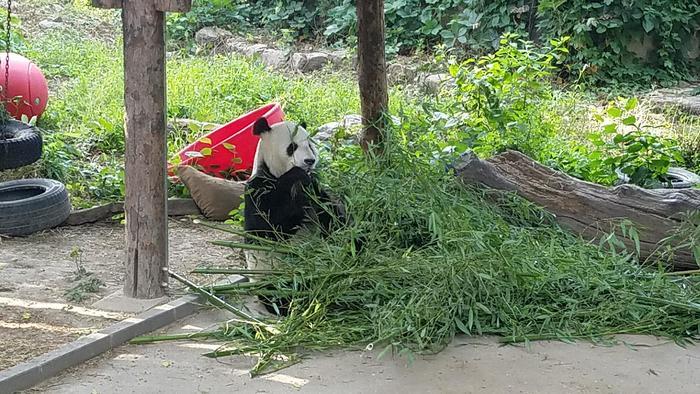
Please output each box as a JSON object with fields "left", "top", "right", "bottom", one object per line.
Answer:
{"left": 253, "top": 117, "right": 271, "bottom": 135}
{"left": 299, "top": 121, "right": 307, "bottom": 129}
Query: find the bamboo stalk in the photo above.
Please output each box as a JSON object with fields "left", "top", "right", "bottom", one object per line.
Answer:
{"left": 168, "top": 269, "right": 278, "bottom": 334}
{"left": 192, "top": 268, "right": 284, "bottom": 275}
{"left": 210, "top": 240, "right": 293, "bottom": 254}
{"left": 130, "top": 331, "right": 221, "bottom": 344}
{"left": 195, "top": 219, "right": 284, "bottom": 246}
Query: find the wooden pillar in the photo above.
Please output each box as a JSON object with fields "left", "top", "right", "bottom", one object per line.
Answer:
{"left": 92, "top": 0, "right": 191, "bottom": 298}
{"left": 356, "top": 0, "right": 389, "bottom": 153}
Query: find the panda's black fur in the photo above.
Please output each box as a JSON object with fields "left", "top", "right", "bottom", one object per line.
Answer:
{"left": 243, "top": 117, "right": 350, "bottom": 315}
{"left": 244, "top": 118, "right": 346, "bottom": 242}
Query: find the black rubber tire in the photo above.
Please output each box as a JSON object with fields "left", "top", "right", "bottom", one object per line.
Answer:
{"left": 0, "top": 120, "right": 43, "bottom": 170}
{"left": 0, "top": 179, "right": 71, "bottom": 236}
{"left": 660, "top": 167, "right": 700, "bottom": 189}
{"left": 615, "top": 167, "right": 700, "bottom": 189}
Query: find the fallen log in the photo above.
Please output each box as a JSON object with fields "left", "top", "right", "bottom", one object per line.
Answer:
{"left": 63, "top": 198, "right": 200, "bottom": 226}
{"left": 454, "top": 150, "right": 700, "bottom": 270}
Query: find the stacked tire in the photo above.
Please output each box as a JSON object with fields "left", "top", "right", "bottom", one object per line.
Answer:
{"left": 0, "top": 120, "right": 71, "bottom": 237}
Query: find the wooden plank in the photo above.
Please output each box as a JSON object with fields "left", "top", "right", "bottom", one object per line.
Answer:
{"left": 122, "top": 1, "right": 169, "bottom": 298}
{"left": 356, "top": 0, "right": 389, "bottom": 153}
{"left": 155, "top": 0, "right": 192, "bottom": 12}
{"left": 91, "top": 0, "right": 122, "bottom": 9}
{"left": 455, "top": 150, "right": 700, "bottom": 270}
{"left": 62, "top": 199, "right": 200, "bottom": 226}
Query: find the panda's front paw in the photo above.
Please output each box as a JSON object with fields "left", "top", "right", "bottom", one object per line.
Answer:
{"left": 281, "top": 166, "right": 312, "bottom": 187}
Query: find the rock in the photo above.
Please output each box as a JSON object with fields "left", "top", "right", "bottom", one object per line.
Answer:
{"left": 315, "top": 115, "right": 364, "bottom": 142}
{"left": 194, "top": 26, "right": 233, "bottom": 47}
{"left": 260, "top": 49, "right": 289, "bottom": 69}
{"left": 327, "top": 50, "right": 347, "bottom": 66}
{"left": 316, "top": 121, "right": 341, "bottom": 141}
{"left": 305, "top": 52, "right": 332, "bottom": 71}
{"left": 292, "top": 52, "right": 332, "bottom": 73}
{"left": 387, "top": 63, "right": 417, "bottom": 84}
{"left": 422, "top": 73, "right": 456, "bottom": 94}
{"left": 646, "top": 83, "right": 700, "bottom": 115}
{"left": 38, "top": 20, "right": 63, "bottom": 29}
{"left": 243, "top": 44, "right": 268, "bottom": 57}
{"left": 222, "top": 38, "right": 249, "bottom": 55}
{"left": 341, "top": 114, "right": 363, "bottom": 127}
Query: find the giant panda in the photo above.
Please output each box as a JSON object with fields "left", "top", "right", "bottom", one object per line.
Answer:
{"left": 243, "top": 117, "right": 348, "bottom": 315}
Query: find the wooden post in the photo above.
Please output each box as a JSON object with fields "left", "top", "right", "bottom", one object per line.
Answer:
{"left": 92, "top": 0, "right": 191, "bottom": 299}
{"left": 356, "top": 0, "right": 389, "bottom": 153}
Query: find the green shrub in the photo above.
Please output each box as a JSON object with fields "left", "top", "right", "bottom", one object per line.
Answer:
{"left": 172, "top": 1, "right": 699, "bottom": 86}
{"left": 430, "top": 34, "right": 568, "bottom": 160}
{"left": 537, "top": 0, "right": 700, "bottom": 86}
{"left": 548, "top": 98, "right": 685, "bottom": 187}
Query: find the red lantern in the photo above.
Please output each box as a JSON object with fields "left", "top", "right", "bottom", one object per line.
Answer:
{"left": 0, "top": 53, "right": 49, "bottom": 120}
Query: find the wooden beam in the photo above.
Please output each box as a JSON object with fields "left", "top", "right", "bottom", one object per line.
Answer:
{"left": 121, "top": 1, "right": 169, "bottom": 298}
{"left": 356, "top": 0, "right": 389, "bottom": 153}
{"left": 92, "top": 0, "right": 191, "bottom": 12}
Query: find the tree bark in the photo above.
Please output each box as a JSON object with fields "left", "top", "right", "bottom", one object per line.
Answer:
{"left": 356, "top": 0, "right": 389, "bottom": 153}
{"left": 455, "top": 150, "right": 700, "bottom": 270}
{"left": 121, "top": 2, "right": 168, "bottom": 298}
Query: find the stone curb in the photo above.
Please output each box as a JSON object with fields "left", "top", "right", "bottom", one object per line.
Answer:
{"left": 0, "top": 275, "right": 246, "bottom": 393}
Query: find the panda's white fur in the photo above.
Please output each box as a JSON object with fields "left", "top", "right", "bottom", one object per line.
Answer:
{"left": 243, "top": 117, "right": 355, "bottom": 315}
{"left": 251, "top": 120, "right": 317, "bottom": 178}
{"left": 244, "top": 119, "right": 318, "bottom": 279}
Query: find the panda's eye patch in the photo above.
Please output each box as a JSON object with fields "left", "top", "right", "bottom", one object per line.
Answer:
{"left": 286, "top": 142, "right": 299, "bottom": 156}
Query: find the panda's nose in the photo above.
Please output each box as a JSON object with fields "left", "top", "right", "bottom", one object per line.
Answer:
{"left": 304, "top": 158, "right": 316, "bottom": 166}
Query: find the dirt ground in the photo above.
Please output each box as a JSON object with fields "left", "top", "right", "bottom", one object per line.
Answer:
{"left": 0, "top": 218, "right": 243, "bottom": 370}
{"left": 24, "top": 308, "right": 700, "bottom": 394}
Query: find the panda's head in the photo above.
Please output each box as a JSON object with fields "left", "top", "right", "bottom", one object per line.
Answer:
{"left": 252, "top": 118, "right": 317, "bottom": 178}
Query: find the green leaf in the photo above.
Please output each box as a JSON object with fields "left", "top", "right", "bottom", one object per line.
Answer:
{"left": 622, "top": 116, "right": 636, "bottom": 126}
{"left": 604, "top": 124, "right": 617, "bottom": 133}
{"left": 607, "top": 107, "right": 622, "bottom": 118}
{"left": 642, "top": 15, "right": 655, "bottom": 33}
{"left": 455, "top": 317, "right": 470, "bottom": 334}
{"left": 222, "top": 142, "right": 236, "bottom": 151}
{"left": 200, "top": 147, "right": 212, "bottom": 156}
{"left": 627, "top": 143, "right": 643, "bottom": 153}
{"left": 199, "top": 137, "right": 212, "bottom": 145}
{"left": 377, "top": 344, "right": 392, "bottom": 360}
{"left": 624, "top": 97, "right": 638, "bottom": 110}
{"left": 475, "top": 302, "right": 491, "bottom": 315}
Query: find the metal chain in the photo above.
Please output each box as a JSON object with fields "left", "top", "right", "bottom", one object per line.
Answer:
{"left": 4, "top": 0, "right": 11, "bottom": 101}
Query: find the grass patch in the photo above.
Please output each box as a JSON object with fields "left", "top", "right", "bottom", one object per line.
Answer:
{"left": 154, "top": 133, "right": 700, "bottom": 376}
{"left": 12, "top": 31, "right": 409, "bottom": 207}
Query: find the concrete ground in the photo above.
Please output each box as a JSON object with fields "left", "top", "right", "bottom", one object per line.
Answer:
{"left": 25, "top": 307, "right": 700, "bottom": 394}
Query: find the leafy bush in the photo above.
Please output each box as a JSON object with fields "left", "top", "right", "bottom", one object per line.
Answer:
{"left": 0, "top": 9, "right": 26, "bottom": 53}
{"left": 548, "top": 98, "right": 685, "bottom": 187}
{"left": 537, "top": 0, "right": 700, "bottom": 86}
{"left": 428, "top": 34, "right": 568, "bottom": 160}
{"left": 169, "top": 0, "right": 533, "bottom": 56}
{"left": 172, "top": 0, "right": 699, "bottom": 85}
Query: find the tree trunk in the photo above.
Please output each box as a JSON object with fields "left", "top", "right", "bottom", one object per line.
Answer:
{"left": 356, "top": 0, "right": 389, "bottom": 153}
{"left": 122, "top": 2, "right": 168, "bottom": 298}
{"left": 455, "top": 150, "right": 700, "bottom": 270}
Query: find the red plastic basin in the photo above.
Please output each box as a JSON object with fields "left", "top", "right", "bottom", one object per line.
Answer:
{"left": 169, "top": 103, "right": 284, "bottom": 180}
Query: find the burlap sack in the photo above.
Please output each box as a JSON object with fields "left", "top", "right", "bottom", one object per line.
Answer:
{"left": 177, "top": 165, "right": 245, "bottom": 221}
